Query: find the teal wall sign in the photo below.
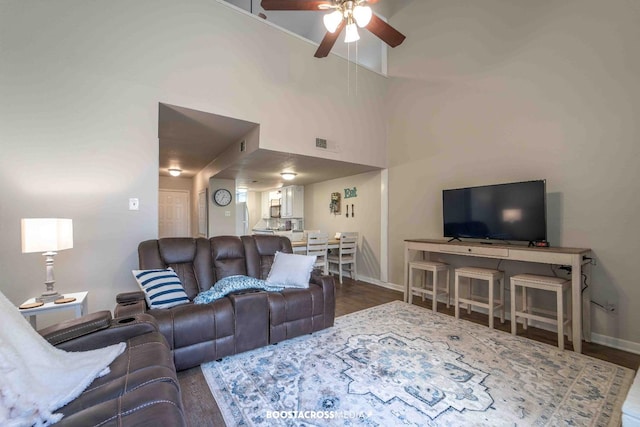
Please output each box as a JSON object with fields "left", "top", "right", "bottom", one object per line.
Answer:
{"left": 344, "top": 187, "right": 357, "bottom": 198}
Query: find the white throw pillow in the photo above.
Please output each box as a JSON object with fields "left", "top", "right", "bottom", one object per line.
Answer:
{"left": 266, "top": 251, "right": 316, "bottom": 289}
{"left": 132, "top": 268, "right": 190, "bottom": 309}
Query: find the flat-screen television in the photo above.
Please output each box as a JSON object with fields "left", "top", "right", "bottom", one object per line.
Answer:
{"left": 443, "top": 180, "right": 547, "bottom": 243}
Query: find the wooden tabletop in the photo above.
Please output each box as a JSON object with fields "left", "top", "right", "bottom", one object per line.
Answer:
{"left": 291, "top": 239, "right": 340, "bottom": 248}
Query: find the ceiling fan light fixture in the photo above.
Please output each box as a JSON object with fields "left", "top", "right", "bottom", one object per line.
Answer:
{"left": 344, "top": 22, "right": 360, "bottom": 43}
{"left": 353, "top": 5, "right": 372, "bottom": 28}
{"left": 323, "top": 10, "right": 343, "bottom": 33}
{"left": 281, "top": 172, "right": 297, "bottom": 181}
{"left": 168, "top": 168, "right": 182, "bottom": 177}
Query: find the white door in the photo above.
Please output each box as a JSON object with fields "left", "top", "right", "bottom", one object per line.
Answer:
{"left": 159, "top": 190, "right": 190, "bottom": 238}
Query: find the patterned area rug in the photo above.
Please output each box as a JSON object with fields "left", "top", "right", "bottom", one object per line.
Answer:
{"left": 202, "top": 301, "right": 634, "bottom": 426}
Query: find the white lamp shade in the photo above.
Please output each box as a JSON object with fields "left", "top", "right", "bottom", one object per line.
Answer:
{"left": 344, "top": 22, "right": 360, "bottom": 43}
{"left": 353, "top": 5, "right": 372, "bottom": 28}
{"left": 21, "top": 218, "right": 73, "bottom": 253}
{"left": 323, "top": 10, "right": 343, "bottom": 33}
{"left": 168, "top": 168, "right": 182, "bottom": 177}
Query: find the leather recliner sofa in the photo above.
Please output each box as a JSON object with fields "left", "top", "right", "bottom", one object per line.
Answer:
{"left": 38, "top": 310, "right": 185, "bottom": 426}
{"left": 115, "top": 235, "right": 335, "bottom": 371}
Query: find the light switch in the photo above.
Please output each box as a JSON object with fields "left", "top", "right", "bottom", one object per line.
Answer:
{"left": 225, "top": 211, "right": 231, "bottom": 217}
{"left": 129, "top": 198, "right": 139, "bottom": 210}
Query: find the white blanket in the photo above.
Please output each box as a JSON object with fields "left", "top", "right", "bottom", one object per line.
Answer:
{"left": 0, "top": 291, "right": 125, "bottom": 426}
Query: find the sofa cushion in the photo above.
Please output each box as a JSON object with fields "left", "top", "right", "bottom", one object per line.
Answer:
{"left": 242, "top": 235, "right": 293, "bottom": 279}
{"left": 132, "top": 268, "right": 190, "bottom": 309}
{"left": 138, "top": 238, "right": 214, "bottom": 298}
{"left": 266, "top": 251, "right": 315, "bottom": 289}
{"left": 211, "top": 236, "right": 248, "bottom": 280}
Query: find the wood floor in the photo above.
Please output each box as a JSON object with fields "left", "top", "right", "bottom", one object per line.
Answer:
{"left": 177, "top": 278, "right": 640, "bottom": 426}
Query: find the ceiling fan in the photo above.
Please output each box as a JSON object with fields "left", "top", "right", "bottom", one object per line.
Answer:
{"left": 260, "top": 0, "right": 406, "bottom": 58}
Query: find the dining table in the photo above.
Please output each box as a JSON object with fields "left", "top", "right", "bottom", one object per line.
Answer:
{"left": 291, "top": 238, "right": 340, "bottom": 253}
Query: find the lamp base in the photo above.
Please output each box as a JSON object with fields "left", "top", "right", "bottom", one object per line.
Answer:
{"left": 36, "top": 291, "right": 63, "bottom": 303}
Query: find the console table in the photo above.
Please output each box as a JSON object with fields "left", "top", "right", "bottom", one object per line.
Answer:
{"left": 404, "top": 239, "right": 592, "bottom": 353}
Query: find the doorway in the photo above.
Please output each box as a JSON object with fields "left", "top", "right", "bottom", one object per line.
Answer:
{"left": 159, "top": 189, "right": 190, "bottom": 237}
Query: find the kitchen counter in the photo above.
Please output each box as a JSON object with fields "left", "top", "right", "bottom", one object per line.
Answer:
{"left": 252, "top": 230, "right": 304, "bottom": 241}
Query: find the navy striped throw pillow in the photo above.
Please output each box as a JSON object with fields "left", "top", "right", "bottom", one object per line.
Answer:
{"left": 132, "top": 268, "right": 190, "bottom": 309}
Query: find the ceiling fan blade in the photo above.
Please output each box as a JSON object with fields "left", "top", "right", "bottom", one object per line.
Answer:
{"left": 314, "top": 20, "right": 346, "bottom": 58}
{"left": 260, "top": 0, "right": 331, "bottom": 10}
{"left": 366, "top": 14, "right": 406, "bottom": 48}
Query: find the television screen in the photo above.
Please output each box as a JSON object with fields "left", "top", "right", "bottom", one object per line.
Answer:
{"left": 443, "top": 180, "right": 546, "bottom": 242}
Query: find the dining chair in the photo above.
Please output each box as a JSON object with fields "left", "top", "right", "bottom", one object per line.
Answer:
{"left": 306, "top": 232, "right": 329, "bottom": 275}
{"left": 303, "top": 229, "right": 321, "bottom": 241}
{"left": 327, "top": 232, "right": 358, "bottom": 284}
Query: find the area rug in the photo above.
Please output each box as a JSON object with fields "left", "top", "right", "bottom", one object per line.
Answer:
{"left": 202, "top": 301, "right": 634, "bottom": 426}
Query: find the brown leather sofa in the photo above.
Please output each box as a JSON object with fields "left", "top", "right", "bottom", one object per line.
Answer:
{"left": 38, "top": 310, "right": 185, "bottom": 426}
{"left": 115, "top": 235, "right": 335, "bottom": 371}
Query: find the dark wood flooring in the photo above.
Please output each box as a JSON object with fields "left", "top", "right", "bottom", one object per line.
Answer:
{"left": 178, "top": 278, "right": 640, "bottom": 426}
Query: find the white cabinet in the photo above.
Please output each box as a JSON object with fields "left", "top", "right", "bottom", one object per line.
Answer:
{"left": 281, "top": 185, "right": 304, "bottom": 218}
{"left": 261, "top": 190, "right": 282, "bottom": 219}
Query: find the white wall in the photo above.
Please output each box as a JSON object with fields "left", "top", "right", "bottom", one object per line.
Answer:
{"left": 304, "top": 171, "right": 382, "bottom": 283}
{"left": 246, "top": 191, "right": 262, "bottom": 231}
{"left": 208, "top": 178, "right": 236, "bottom": 236}
{"left": 386, "top": 0, "right": 640, "bottom": 346}
{"left": 0, "top": 0, "right": 387, "bottom": 324}
{"left": 159, "top": 176, "right": 193, "bottom": 192}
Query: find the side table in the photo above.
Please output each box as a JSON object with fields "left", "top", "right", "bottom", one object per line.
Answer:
{"left": 19, "top": 291, "right": 89, "bottom": 329}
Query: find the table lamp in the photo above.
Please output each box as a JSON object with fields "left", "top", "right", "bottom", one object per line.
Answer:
{"left": 21, "top": 218, "right": 73, "bottom": 303}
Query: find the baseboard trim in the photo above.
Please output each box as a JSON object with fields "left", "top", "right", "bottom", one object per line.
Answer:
{"left": 357, "top": 276, "right": 404, "bottom": 292}
{"left": 361, "top": 279, "right": 640, "bottom": 356}
{"left": 590, "top": 333, "right": 640, "bottom": 356}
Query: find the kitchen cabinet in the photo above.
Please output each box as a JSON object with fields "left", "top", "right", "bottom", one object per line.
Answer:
{"left": 261, "top": 190, "right": 282, "bottom": 219}
{"left": 281, "top": 185, "right": 304, "bottom": 218}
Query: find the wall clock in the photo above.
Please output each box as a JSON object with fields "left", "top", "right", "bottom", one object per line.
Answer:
{"left": 212, "top": 188, "right": 232, "bottom": 206}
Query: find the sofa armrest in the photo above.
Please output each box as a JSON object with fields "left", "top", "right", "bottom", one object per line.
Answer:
{"left": 39, "top": 310, "right": 112, "bottom": 345}
{"left": 309, "top": 272, "right": 336, "bottom": 328}
{"left": 115, "top": 291, "right": 148, "bottom": 317}
{"left": 116, "top": 290, "right": 145, "bottom": 304}
{"left": 39, "top": 312, "right": 159, "bottom": 352}
{"left": 310, "top": 271, "right": 334, "bottom": 289}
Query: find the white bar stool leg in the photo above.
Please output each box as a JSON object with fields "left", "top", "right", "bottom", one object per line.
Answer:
{"left": 488, "top": 277, "right": 495, "bottom": 329}
{"left": 499, "top": 276, "right": 505, "bottom": 324}
{"left": 522, "top": 286, "right": 528, "bottom": 330}
{"left": 557, "top": 286, "right": 564, "bottom": 349}
{"left": 445, "top": 269, "right": 451, "bottom": 308}
{"left": 431, "top": 269, "right": 438, "bottom": 312}
{"left": 467, "top": 277, "right": 472, "bottom": 314}
{"left": 455, "top": 272, "right": 460, "bottom": 319}
{"left": 422, "top": 270, "right": 427, "bottom": 302}
{"left": 511, "top": 280, "right": 517, "bottom": 335}
{"left": 408, "top": 266, "right": 414, "bottom": 304}
{"left": 566, "top": 286, "right": 573, "bottom": 342}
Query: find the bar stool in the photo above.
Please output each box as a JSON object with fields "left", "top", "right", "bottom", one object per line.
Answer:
{"left": 455, "top": 267, "right": 505, "bottom": 329}
{"left": 510, "top": 274, "right": 572, "bottom": 349}
{"left": 408, "top": 261, "right": 450, "bottom": 312}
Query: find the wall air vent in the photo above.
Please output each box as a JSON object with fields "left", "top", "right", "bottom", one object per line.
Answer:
{"left": 315, "top": 138, "right": 327, "bottom": 149}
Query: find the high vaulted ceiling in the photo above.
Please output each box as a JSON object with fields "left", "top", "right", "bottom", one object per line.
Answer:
{"left": 159, "top": 104, "right": 258, "bottom": 178}
{"left": 157, "top": 1, "right": 413, "bottom": 190}
{"left": 158, "top": 103, "right": 380, "bottom": 191}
